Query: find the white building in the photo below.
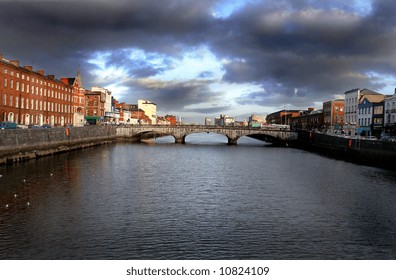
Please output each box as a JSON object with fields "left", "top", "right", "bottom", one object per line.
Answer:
{"left": 138, "top": 99, "right": 157, "bottom": 125}
{"left": 92, "top": 86, "right": 113, "bottom": 123}
{"left": 214, "top": 114, "right": 235, "bottom": 126}
{"left": 344, "top": 88, "right": 360, "bottom": 135}
{"left": 249, "top": 114, "right": 266, "bottom": 125}
{"left": 384, "top": 92, "right": 396, "bottom": 132}
{"left": 92, "top": 86, "right": 112, "bottom": 112}
{"left": 123, "top": 110, "right": 132, "bottom": 124}
{"left": 344, "top": 88, "right": 382, "bottom": 135}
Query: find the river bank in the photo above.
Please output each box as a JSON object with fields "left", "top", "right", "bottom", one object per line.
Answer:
{"left": 293, "top": 130, "right": 396, "bottom": 170}
{"left": 0, "top": 126, "right": 117, "bottom": 165}
{"left": 1, "top": 126, "right": 396, "bottom": 170}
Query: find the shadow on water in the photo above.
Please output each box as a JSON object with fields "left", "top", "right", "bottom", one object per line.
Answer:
{"left": 154, "top": 133, "right": 271, "bottom": 146}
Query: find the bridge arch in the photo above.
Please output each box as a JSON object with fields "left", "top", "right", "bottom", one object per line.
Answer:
{"left": 183, "top": 131, "right": 229, "bottom": 144}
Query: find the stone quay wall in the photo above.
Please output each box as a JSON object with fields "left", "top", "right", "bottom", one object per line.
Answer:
{"left": 0, "top": 126, "right": 117, "bottom": 165}
{"left": 295, "top": 130, "right": 396, "bottom": 169}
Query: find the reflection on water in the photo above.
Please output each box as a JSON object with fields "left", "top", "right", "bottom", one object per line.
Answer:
{"left": 1, "top": 134, "right": 396, "bottom": 259}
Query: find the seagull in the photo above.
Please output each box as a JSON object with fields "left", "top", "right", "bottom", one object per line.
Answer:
{"left": 50, "top": 173, "right": 53, "bottom": 176}
{"left": 14, "top": 194, "right": 17, "bottom": 198}
{"left": 23, "top": 179, "right": 26, "bottom": 183}
{"left": 5, "top": 204, "right": 9, "bottom": 208}
{"left": 27, "top": 202, "right": 30, "bottom": 207}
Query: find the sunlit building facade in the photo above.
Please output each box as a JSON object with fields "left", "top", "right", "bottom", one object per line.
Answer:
{"left": 1, "top": 54, "right": 73, "bottom": 126}
{"left": 61, "top": 71, "right": 85, "bottom": 127}
{"left": 138, "top": 99, "right": 157, "bottom": 125}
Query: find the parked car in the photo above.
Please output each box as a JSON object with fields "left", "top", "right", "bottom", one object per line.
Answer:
{"left": 42, "top": 124, "right": 53, "bottom": 128}
{"left": 381, "top": 135, "right": 396, "bottom": 142}
{"left": 28, "top": 124, "right": 42, "bottom": 129}
{"left": 0, "top": 121, "right": 17, "bottom": 129}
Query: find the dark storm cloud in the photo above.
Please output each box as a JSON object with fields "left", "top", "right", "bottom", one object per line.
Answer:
{"left": 2, "top": 0, "right": 396, "bottom": 115}
{"left": 124, "top": 78, "right": 222, "bottom": 112}
{"left": 0, "top": 0, "right": 215, "bottom": 76}
{"left": 101, "top": 49, "right": 172, "bottom": 78}
{"left": 213, "top": 0, "right": 396, "bottom": 105}
{"left": 184, "top": 106, "right": 232, "bottom": 114}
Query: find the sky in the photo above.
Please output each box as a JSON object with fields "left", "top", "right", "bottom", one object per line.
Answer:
{"left": 1, "top": 0, "right": 396, "bottom": 123}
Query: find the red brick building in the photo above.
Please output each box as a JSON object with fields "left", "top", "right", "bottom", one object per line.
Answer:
{"left": 84, "top": 89, "right": 106, "bottom": 124}
{"left": 165, "top": 114, "right": 177, "bottom": 125}
{"left": 61, "top": 70, "right": 85, "bottom": 126}
{"left": 266, "top": 110, "right": 301, "bottom": 125}
{"left": 1, "top": 54, "right": 73, "bottom": 126}
{"left": 323, "top": 99, "right": 345, "bottom": 130}
{"left": 130, "top": 108, "right": 151, "bottom": 124}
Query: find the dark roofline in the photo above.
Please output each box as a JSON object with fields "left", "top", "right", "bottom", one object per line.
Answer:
{"left": 344, "top": 88, "right": 360, "bottom": 94}
{"left": 360, "top": 88, "right": 383, "bottom": 95}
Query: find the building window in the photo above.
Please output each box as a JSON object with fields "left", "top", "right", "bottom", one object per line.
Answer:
{"left": 4, "top": 78, "right": 7, "bottom": 87}
{"left": 3, "top": 94, "right": 6, "bottom": 105}
{"left": 16, "top": 97, "right": 19, "bottom": 108}
{"left": 9, "top": 95, "right": 13, "bottom": 107}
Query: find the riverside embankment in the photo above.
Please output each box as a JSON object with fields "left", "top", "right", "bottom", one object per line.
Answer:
{"left": 0, "top": 126, "right": 117, "bottom": 165}
{"left": 295, "top": 130, "right": 396, "bottom": 170}
{"left": 2, "top": 126, "right": 396, "bottom": 169}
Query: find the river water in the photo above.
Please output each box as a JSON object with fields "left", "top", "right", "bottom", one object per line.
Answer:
{"left": 0, "top": 133, "right": 395, "bottom": 259}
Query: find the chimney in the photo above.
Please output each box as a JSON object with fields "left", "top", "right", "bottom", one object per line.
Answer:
{"left": 24, "top": 65, "right": 33, "bottom": 71}
{"left": 47, "top": 75, "right": 55, "bottom": 80}
{"left": 0, "top": 54, "right": 3, "bottom": 60}
{"left": 36, "top": 70, "right": 45, "bottom": 76}
{"left": 10, "top": 60, "right": 20, "bottom": 67}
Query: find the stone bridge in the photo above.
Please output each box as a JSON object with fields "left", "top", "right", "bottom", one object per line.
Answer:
{"left": 116, "top": 125, "right": 298, "bottom": 145}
